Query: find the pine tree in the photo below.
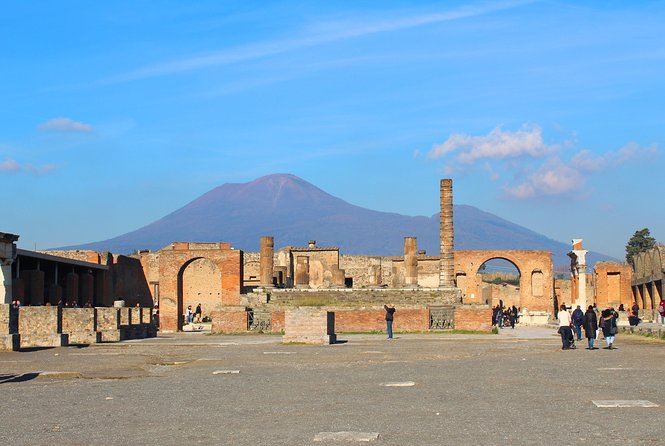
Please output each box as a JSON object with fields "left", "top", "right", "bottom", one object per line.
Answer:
{"left": 625, "top": 228, "right": 656, "bottom": 265}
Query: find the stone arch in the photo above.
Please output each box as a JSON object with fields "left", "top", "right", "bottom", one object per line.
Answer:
{"left": 454, "top": 250, "right": 553, "bottom": 313}
{"left": 177, "top": 257, "right": 221, "bottom": 329}
{"left": 157, "top": 242, "right": 242, "bottom": 332}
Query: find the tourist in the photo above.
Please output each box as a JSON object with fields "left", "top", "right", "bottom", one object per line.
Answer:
{"left": 658, "top": 299, "right": 665, "bottom": 327}
{"left": 572, "top": 305, "right": 584, "bottom": 341}
{"left": 384, "top": 304, "right": 396, "bottom": 339}
{"left": 195, "top": 303, "right": 202, "bottom": 323}
{"left": 600, "top": 309, "right": 617, "bottom": 349}
{"left": 507, "top": 306, "right": 515, "bottom": 329}
{"left": 558, "top": 304, "right": 574, "bottom": 349}
{"left": 583, "top": 305, "right": 598, "bottom": 350}
{"left": 185, "top": 305, "right": 193, "bottom": 324}
{"left": 512, "top": 305, "right": 519, "bottom": 324}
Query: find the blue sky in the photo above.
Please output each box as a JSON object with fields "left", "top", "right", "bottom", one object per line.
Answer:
{"left": 2, "top": 0, "right": 663, "bottom": 259}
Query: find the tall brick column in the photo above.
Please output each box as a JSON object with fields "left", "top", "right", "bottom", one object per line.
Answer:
{"left": 259, "top": 236, "right": 274, "bottom": 288}
{"left": 404, "top": 237, "right": 418, "bottom": 287}
{"left": 439, "top": 179, "right": 455, "bottom": 288}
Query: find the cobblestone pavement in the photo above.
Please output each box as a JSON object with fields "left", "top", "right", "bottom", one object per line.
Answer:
{"left": 1, "top": 327, "right": 663, "bottom": 445}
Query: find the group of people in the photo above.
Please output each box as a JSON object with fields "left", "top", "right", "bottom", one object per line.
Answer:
{"left": 184, "top": 303, "right": 202, "bottom": 324}
{"left": 491, "top": 302, "right": 519, "bottom": 329}
{"left": 558, "top": 304, "right": 618, "bottom": 350}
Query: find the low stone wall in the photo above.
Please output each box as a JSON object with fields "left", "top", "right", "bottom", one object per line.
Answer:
{"left": 211, "top": 307, "right": 248, "bottom": 333}
{"left": 454, "top": 305, "right": 493, "bottom": 332}
{"left": 0, "top": 306, "right": 155, "bottom": 351}
{"left": 271, "top": 311, "right": 285, "bottom": 333}
{"left": 282, "top": 308, "right": 336, "bottom": 345}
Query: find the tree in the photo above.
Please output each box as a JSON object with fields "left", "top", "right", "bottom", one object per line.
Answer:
{"left": 625, "top": 228, "right": 656, "bottom": 265}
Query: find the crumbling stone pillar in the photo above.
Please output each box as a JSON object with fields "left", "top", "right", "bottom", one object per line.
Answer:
{"left": 404, "top": 237, "right": 418, "bottom": 287}
{"left": 259, "top": 236, "right": 275, "bottom": 288}
{"left": 295, "top": 256, "right": 310, "bottom": 288}
{"left": 0, "top": 232, "right": 19, "bottom": 304}
{"left": 439, "top": 179, "right": 455, "bottom": 287}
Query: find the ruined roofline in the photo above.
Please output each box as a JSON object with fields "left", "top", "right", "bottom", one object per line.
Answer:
{"left": 17, "top": 249, "right": 109, "bottom": 270}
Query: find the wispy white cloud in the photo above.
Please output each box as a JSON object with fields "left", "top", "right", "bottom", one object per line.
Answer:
{"left": 0, "top": 158, "right": 57, "bottom": 175}
{"left": 0, "top": 159, "right": 20, "bottom": 172}
{"left": 504, "top": 157, "right": 584, "bottom": 199}
{"left": 426, "top": 123, "right": 659, "bottom": 200}
{"left": 39, "top": 117, "right": 93, "bottom": 133}
{"left": 429, "top": 124, "right": 554, "bottom": 163}
{"left": 106, "top": 1, "right": 533, "bottom": 83}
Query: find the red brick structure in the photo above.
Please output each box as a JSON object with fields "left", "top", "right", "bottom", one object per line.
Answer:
{"left": 157, "top": 242, "right": 242, "bottom": 332}
{"left": 454, "top": 306, "right": 493, "bottom": 332}
{"left": 211, "top": 307, "right": 248, "bottom": 333}
{"left": 454, "top": 250, "right": 553, "bottom": 312}
{"left": 594, "top": 262, "right": 632, "bottom": 309}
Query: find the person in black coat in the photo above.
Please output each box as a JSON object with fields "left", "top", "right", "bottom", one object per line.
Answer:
{"left": 384, "top": 304, "right": 396, "bottom": 339}
{"left": 582, "top": 305, "right": 598, "bottom": 350}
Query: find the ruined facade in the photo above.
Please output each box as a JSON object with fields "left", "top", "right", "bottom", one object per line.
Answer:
{"left": 631, "top": 245, "right": 665, "bottom": 319}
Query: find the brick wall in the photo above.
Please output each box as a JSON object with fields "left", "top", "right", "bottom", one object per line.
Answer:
{"left": 211, "top": 308, "right": 248, "bottom": 333}
{"left": 454, "top": 305, "right": 493, "bottom": 332}
{"left": 271, "top": 311, "right": 285, "bottom": 333}
{"left": 333, "top": 308, "right": 429, "bottom": 332}
{"left": 282, "top": 308, "right": 335, "bottom": 344}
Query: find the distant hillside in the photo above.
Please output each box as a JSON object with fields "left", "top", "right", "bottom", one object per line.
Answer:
{"left": 59, "top": 173, "right": 616, "bottom": 268}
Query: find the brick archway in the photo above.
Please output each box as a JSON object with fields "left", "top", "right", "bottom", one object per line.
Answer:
{"left": 158, "top": 242, "right": 242, "bottom": 332}
{"left": 454, "top": 250, "right": 553, "bottom": 313}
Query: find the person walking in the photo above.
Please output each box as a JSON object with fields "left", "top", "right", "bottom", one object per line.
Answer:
{"left": 583, "top": 305, "right": 598, "bottom": 350}
{"left": 384, "top": 304, "right": 396, "bottom": 340}
{"left": 558, "top": 304, "right": 574, "bottom": 350}
{"left": 601, "top": 309, "right": 617, "bottom": 349}
{"left": 572, "top": 305, "right": 584, "bottom": 341}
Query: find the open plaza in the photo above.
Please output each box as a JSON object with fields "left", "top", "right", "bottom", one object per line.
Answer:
{"left": 1, "top": 327, "right": 663, "bottom": 445}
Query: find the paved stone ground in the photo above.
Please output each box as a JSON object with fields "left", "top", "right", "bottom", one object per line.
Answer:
{"left": 1, "top": 326, "right": 664, "bottom": 445}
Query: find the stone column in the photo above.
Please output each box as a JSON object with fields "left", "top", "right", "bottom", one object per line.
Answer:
{"left": 567, "top": 239, "right": 588, "bottom": 310}
{"left": 295, "top": 256, "right": 310, "bottom": 288}
{"left": 439, "top": 179, "right": 455, "bottom": 287}
{"left": 0, "top": 233, "right": 19, "bottom": 304}
{"left": 259, "top": 236, "right": 275, "bottom": 288}
{"left": 404, "top": 237, "right": 418, "bottom": 287}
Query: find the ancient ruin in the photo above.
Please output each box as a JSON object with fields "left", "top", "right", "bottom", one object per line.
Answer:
{"left": 3, "top": 178, "right": 659, "bottom": 349}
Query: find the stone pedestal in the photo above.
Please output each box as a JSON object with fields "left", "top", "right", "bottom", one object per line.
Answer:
{"left": 62, "top": 308, "right": 99, "bottom": 345}
{"left": 96, "top": 307, "right": 121, "bottom": 343}
{"left": 282, "top": 308, "right": 336, "bottom": 345}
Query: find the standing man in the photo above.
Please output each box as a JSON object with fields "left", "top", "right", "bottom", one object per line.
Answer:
{"left": 572, "top": 305, "right": 584, "bottom": 341}
{"left": 558, "top": 304, "right": 574, "bottom": 350}
{"left": 384, "top": 304, "right": 396, "bottom": 340}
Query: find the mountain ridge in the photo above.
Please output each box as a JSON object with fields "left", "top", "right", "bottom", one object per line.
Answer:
{"left": 58, "top": 173, "right": 617, "bottom": 268}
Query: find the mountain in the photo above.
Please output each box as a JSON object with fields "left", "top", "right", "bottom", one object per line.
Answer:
{"left": 59, "top": 173, "right": 616, "bottom": 268}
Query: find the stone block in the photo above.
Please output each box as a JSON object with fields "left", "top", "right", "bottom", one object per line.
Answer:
{"left": 68, "top": 331, "right": 101, "bottom": 345}
{"left": 96, "top": 307, "right": 120, "bottom": 330}
{"left": 62, "top": 308, "right": 95, "bottom": 333}
{"left": 18, "top": 306, "right": 61, "bottom": 336}
{"left": 119, "top": 307, "right": 131, "bottom": 326}
{"left": 0, "top": 304, "right": 18, "bottom": 334}
{"left": 98, "top": 330, "right": 121, "bottom": 343}
{"left": 20, "top": 333, "right": 68, "bottom": 349}
{"left": 282, "top": 308, "right": 336, "bottom": 345}
{"left": 0, "top": 334, "right": 20, "bottom": 351}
